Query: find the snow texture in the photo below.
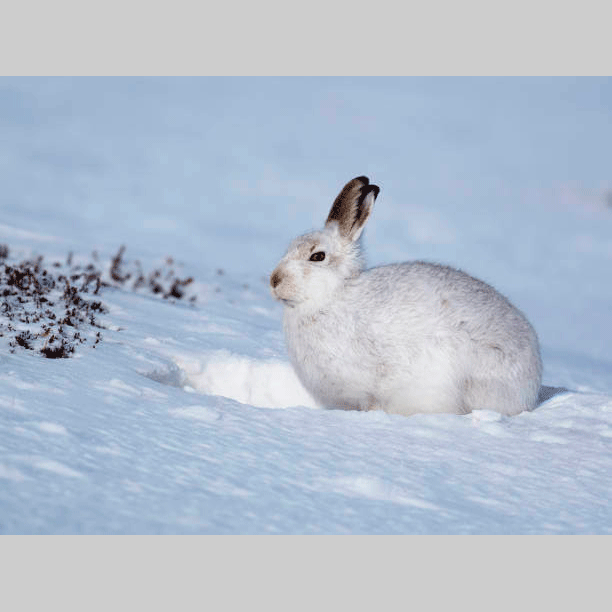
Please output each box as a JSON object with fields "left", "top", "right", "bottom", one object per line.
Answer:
{"left": 1, "top": 77, "right": 611, "bottom": 533}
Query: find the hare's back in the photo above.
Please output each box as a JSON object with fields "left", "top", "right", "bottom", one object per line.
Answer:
{"left": 356, "top": 261, "right": 534, "bottom": 340}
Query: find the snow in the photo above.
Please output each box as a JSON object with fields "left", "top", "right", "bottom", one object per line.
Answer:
{"left": 1, "top": 77, "right": 611, "bottom": 533}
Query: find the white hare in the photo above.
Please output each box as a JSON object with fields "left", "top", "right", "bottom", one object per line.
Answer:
{"left": 270, "top": 176, "right": 542, "bottom": 416}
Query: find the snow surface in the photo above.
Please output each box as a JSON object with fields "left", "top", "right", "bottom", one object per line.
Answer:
{"left": 1, "top": 77, "right": 611, "bottom": 533}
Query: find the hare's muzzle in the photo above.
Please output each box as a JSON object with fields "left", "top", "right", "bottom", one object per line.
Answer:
{"left": 270, "top": 269, "right": 282, "bottom": 289}
{"left": 270, "top": 266, "right": 297, "bottom": 307}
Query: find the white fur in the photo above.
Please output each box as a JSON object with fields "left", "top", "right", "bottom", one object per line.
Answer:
{"left": 270, "top": 177, "right": 542, "bottom": 416}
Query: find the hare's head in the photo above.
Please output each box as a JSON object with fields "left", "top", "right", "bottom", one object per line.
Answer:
{"left": 270, "top": 176, "right": 379, "bottom": 310}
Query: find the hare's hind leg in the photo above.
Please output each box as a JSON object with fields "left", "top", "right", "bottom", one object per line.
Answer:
{"left": 463, "top": 375, "right": 537, "bottom": 415}
{"left": 463, "top": 341, "right": 542, "bottom": 415}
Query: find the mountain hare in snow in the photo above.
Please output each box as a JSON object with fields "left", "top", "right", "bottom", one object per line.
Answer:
{"left": 270, "top": 176, "right": 542, "bottom": 416}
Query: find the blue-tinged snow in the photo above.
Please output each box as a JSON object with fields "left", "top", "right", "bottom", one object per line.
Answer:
{"left": 1, "top": 77, "right": 611, "bottom": 533}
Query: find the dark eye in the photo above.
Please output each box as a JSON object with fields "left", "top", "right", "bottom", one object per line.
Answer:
{"left": 309, "top": 251, "right": 326, "bottom": 262}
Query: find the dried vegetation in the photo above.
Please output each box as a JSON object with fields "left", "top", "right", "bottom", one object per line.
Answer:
{"left": 1, "top": 245, "right": 196, "bottom": 358}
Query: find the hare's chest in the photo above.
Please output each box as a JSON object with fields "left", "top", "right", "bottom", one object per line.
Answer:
{"left": 283, "top": 310, "right": 377, "bottom": 409}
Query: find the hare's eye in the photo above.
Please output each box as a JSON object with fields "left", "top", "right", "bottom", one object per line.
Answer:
{"left": 309, "top": 251, "right": 326, "bottom": 262}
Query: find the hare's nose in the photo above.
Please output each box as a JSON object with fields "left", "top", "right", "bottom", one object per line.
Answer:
{"left": 270, "top": 270, "right": 282, "bottom": 289}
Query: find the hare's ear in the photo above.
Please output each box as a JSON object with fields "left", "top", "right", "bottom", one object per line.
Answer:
{"left": 325, "top": 176, "right": 380, "bottom": 242}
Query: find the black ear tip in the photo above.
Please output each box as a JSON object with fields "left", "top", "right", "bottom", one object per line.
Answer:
{"left": 366, "top": 184, "right": 380, "bottom": 199}
{"left": 353, "top": 175, "right": 370, "bottom": 185}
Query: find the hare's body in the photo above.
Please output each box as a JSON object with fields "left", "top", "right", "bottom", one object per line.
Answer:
{"left": 283, "top": 261, "right": 541, "bottom": 415}
{"left": 271, "top": 177, "right": 542, "bottom": 416}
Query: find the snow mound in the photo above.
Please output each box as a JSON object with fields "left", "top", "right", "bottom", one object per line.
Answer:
{"left": 150, "top": 351, "right": 319, "bottom": 410}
